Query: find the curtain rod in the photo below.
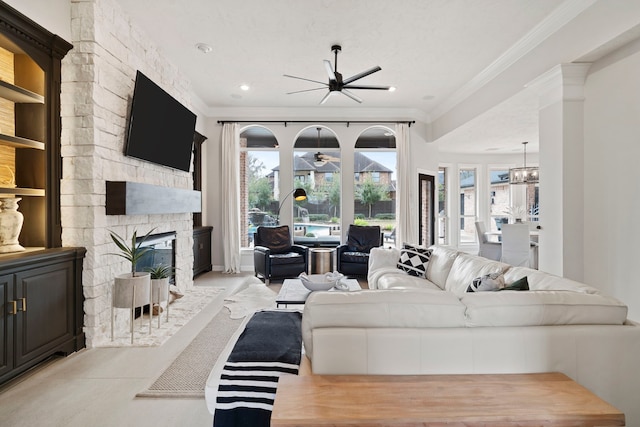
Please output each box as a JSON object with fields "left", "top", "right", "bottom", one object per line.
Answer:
{"left": 216, "top": 120, "right": 415, "bottom": 127}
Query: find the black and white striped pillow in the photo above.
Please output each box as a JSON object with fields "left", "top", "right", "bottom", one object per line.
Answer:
{"left": 397, "top": 243, "right": 432, "bottom": 277}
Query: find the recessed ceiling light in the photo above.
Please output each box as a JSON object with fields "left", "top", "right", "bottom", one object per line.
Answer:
{"left": 240, "top": 84, "right": 250, "bottom": 91}
{"left": 388, "top": 87, "right": 396, "bottom": 92}
{"left": 195, "top": 43, "right": 213, "bottom": 54}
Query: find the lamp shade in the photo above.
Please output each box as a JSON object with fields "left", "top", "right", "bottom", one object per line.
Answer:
{"left": 293, "top": 188, "right": 307, "bottom": 201}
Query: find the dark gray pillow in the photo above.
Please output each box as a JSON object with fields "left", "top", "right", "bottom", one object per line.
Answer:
{"left": 499, "top": 276, "right": 529, "bottom": 291}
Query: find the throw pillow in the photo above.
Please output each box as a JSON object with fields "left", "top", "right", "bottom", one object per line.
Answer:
{"left": 499, "top": 276, "right": 529, "bottom": 291}
{"left": 466, "top": 272, "right": 505, "bottom": 292}
{"left": 397, "top": 243, "right": 432, "bottom": 277}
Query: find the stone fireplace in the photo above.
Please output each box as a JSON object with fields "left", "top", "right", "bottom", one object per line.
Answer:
{"left": 59, "top": 0, "right": 198, "bottom": 347}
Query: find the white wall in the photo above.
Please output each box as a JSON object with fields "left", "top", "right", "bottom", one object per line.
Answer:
{"left": 583, "top": 42, "right": 640, "bottom": 321}
{"left": 4, "top": 0, "right": 71, "bottom": 41}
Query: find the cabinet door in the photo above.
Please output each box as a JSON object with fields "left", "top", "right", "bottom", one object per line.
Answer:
{"left": 0, "top": 274, "right": 14, "bottom": 378}
{"left": 14, "top": 261, "right": 73, "bottom": 368}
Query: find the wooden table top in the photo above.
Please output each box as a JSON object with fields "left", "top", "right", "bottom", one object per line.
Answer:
{"left": 271, "top": 372, "right": 625, "bottom": 426}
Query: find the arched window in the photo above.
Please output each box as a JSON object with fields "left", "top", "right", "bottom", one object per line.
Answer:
{"left": 239, "top": 126, "right": 279, "bottom": 248}
{"left": 292, "top": 127, "right": 341, "bottom": 244}
{"left": 354, "top": 127, "right": 397, "bottom": 245}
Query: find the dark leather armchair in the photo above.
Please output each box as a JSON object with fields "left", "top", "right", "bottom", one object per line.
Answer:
{"left": 254, "top": 225, "right": 308, "bottom": 285}
{"left": 336, "top": 225, "right": 383, "bottom": 277}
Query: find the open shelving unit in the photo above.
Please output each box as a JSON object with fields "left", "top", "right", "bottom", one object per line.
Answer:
{"left": 0, "top": 2, "right": 85, "bottom": 387}
{"left": 0, "top": 31, "right": 48, "bottom": 248}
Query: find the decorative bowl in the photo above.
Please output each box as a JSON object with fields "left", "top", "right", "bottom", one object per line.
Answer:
{"left": 299, "top": 273, "right": 342, "bottom": 291}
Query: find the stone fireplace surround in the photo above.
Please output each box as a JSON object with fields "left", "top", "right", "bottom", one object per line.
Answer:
{"left": 59, "top": 0, "right": 200, "bottom": 347}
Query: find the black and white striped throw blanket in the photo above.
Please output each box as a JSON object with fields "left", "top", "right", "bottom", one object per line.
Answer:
{"left": 213, "top": 310, "right": 302, "bottom": 427}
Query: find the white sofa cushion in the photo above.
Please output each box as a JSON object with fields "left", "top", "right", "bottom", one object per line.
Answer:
{"left": 303, "top": 289, "right": 466, "bottom": 329}
{"left": 302, "top": 289, "right": 467, "bottom": 359}
{"left": 424, "top": 246, "right": 459, "bottom": 289}
{"left": 444, "top": 253, "right": 510, "bottom": 296}
{"left": 376, "top": 270, "right": 442, "bottom": 291}
{"left": 462, "top": 291, "right": 628, "bottom": 327}
{"left": 503, "top": 267, "right": 601, "bottom": 294}
{"left": 367, "top": 247, "right": 401, "bottom": 289}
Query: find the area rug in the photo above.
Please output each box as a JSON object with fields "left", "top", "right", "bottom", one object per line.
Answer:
{"left": 102, "top": 286, "right": 224, "bottom": 347}
{"left": 223, "top": 280, "right": 277, "bottom": 319}
{"left": 136, "top": 307, "right": 244, "bottom": 398}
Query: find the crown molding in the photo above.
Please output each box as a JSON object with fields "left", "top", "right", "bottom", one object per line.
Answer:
{"left": 429, "top": 0, "right": 597, "bottom": 121}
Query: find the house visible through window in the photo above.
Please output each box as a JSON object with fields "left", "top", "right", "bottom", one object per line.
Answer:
{"left": 459, "top": 168, "right": 476, "bottom": 244}
{"left": 489, "top": 168, "right": 510, "bottom": 232}
{"left": 239, "top": 126, "right": 279, "bottom": 248}
{"left": 293, "top": 127, "right": 341, "bottom": 244}
{"left": 354, "top": 127, "right": 397, "bottom": 246}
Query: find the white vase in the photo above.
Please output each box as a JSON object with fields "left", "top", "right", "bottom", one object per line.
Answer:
{"left": 112, "top": 272, "right": 151, "bottom": 308}
{"left": 151, "top": 277, "right": 170, "bottom": 326}
{"left": 151, "top": 278, "right": 170, "bottom": 302}
{"left": 0, "top": 197, "right": 25, "bottom": 253}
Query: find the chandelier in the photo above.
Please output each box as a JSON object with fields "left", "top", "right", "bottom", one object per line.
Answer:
{"left": 509, "top": 141, "right": 539, "bottom": 185}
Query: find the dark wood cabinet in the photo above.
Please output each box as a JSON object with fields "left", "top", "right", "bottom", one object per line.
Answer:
{"left": 0, "top": 4, "right": 85, "bottom": 387}
{"left": 0, "top": 248, "right": 86, "bottom": 385}
{"left": 193, "top": 226, "right": 213, "bottom": 277}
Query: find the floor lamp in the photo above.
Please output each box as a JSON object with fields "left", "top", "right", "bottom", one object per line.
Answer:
{"left": 276, "top": 188, "right": 307, "bottom": 224}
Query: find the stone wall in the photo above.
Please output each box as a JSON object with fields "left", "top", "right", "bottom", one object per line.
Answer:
{"left": 61, "top": 0, "right": 196, "bottom": 347}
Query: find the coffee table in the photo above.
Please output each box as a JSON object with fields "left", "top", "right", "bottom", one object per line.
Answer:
{"left": 271, "top": 372, "right": 625, "bottom": 426}
{"left": 276, "top": 278, "right": 360, "bottom": 308}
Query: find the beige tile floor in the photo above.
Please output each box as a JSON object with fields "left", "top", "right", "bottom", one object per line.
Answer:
{"left": 0, "top": 271, "right": 259, "bottom": 427}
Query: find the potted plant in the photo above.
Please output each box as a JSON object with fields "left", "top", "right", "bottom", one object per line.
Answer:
{"left": 146, "top": 263, "right": 174, "bottom": 325}
{"left": 109, "top": 228, "right": 155, "bottom": 342}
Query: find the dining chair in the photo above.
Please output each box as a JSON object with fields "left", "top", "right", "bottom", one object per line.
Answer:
{"left": 500, "top": 223, "right": 535, "bottom": 267}
{"left": 475, "top": 221, "right": 501, "bottom": 261}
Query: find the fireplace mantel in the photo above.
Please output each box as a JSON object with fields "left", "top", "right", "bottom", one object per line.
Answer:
{"left": 106, "top": 181, "right": 201, "bottom": 215}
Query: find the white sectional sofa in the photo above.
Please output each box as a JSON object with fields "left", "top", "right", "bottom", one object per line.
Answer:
{"left": 301, "top": 245, "right": 640, "bottom": 425}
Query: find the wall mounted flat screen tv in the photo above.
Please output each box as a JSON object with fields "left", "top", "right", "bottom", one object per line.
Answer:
{"left": 125, "top": 70, "right": 197, "bottom": 172}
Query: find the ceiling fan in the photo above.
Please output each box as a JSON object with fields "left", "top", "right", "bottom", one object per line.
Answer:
{"left": 284, "top": 45, "right": 393, "bottom": 104}
{"left": 312, "top": 127, "right": 340, "bottom": 166}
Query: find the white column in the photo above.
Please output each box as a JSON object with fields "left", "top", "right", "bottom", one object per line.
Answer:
{"left": 528, "top": 64, "right": 590, "bottom": 279}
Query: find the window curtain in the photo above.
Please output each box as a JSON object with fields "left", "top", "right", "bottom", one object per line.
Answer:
{"left": 396, "top": 123, "right": 416, "bottom": 245}
{"left": 221, "top": 123, "right": 241, "bottom": 273}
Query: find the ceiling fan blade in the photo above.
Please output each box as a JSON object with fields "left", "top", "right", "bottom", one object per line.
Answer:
{"left": 319, "top": 91, "right": 333, "bottom": 105}
{"left": 283, "top": 74, "right": 328, "bottom": 86}
{"left": 323, "top": 60, "right": 336, "bottom": 82}
{"left": 342, "top": 66, "right": 382, "bottom": 85}
{"left": 340, "top": 89, "right": 363, "bottom": 103}
{"left": 286, "top": 87, "right": 327, "bottom": 95}
{"left": 343, "top": 84, "right": 391, "bottom": 90}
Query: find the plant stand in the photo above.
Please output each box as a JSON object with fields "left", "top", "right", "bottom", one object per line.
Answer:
{"left": 151, "top": 277, "right": 170, "bottom": 328}
{"left": 111, "top": 273, "right": 151, "bottom": 344}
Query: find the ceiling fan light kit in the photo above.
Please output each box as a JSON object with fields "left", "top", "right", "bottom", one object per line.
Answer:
{"left": 285, "top": 44, "right": 392, "bottom": 104}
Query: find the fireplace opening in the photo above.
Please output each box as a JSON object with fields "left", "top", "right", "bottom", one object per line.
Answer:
{"left": 135, "top": 231, "right": 176, "bottom": 284}
{"left": 134, "top": 231, "right": 176, "bottom": 317}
